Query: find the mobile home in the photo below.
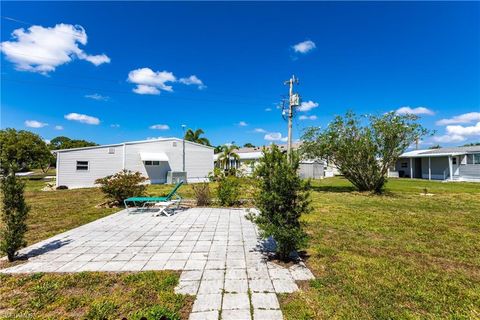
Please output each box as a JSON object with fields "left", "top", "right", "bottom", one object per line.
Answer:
{"left": 393, "top": 146, "right": 480, "bottom": 182}
{"left": 53, "top": 138, "right": 214, "bottom": 188}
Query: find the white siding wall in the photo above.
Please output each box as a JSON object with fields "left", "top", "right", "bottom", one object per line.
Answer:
{"left": 56, "top": 139, "right": 213, "bottom": 188}
{"left": 57, "top": 145, "right": 124, "bottom": 188}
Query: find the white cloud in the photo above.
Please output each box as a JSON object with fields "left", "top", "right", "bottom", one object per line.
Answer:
{"left": 25, "top": 120, "right": 48, "bottom": 128}
{"left": 265, "top": 108, "right": 272, "bottom": 112}
{"left": 110, "top": 124, "right": 120, "bottom": 128}
{"left": 64, "top": 112, "right": 100, "bottom": 125}
{"left": 54, "top": 125, "right": 64, "bottom": 130}
{"left": 396, "top": 106, "right": 434, "bottom": 116}
{"left": 44, "top": 139, "right": 51, "bottom": 144}
{"left": 297, "top": 100, "right": 319, "bottom": 112}
{"left": 432, "top": 121, "right": 480, "bottom": 143}
{"left": 128, "top": 68, "right": 206, "bottom": 95}
{"left": 85, "top": 93, "right": 109, "bottom": 101}
{"left": 128, "top": 68, "right": 176, "bottom": 95}
{"left": 436, "top": 112, "right": 480, "bottom": 125}
{"left": 179, "top": 75, "right": 206, "bottom": 89}
{"left": 0, "top": 23, "right": 110, "bottom": 74}
{"left": 432, "top": 134, "right": 466, "bottom": 143}
{"left": 238, "top": 121, "right": 248, "bottom": 127}
{"left": 264, "top": 132, "right": 287, "bottom": 142}
{"left": 299, "top": 115, "right": 317, "bottom": 121}
{"left": 446, "top": 122, "right": 480, "bottom": 137}
{"left": 292, "top": 40, "right": 316, "bottom": 54}
{"left": 254, "top": 128, "right": 266, "bottom": 133}
{"left": 149, "top": 124, "right": 170, "bottom": 130}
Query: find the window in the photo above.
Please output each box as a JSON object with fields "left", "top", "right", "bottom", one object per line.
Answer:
{"left": 401, "top": 162, "right": 408, "bottom": 168}
{"left": 452, "top": 157, "right": 457, "bottom": 165}
{"left": 108, "top": 147, "right": 115, "bottom": 154}
{"left": 172, "top": 142, "right": 177, "bottom": 147}
{"left": 76, "top": 161, "right": 89, "bottom": 171}
{"left": 144, "top": 161, "right": 160, "bottom": 166}
{"left": 469, "top": 153, "right": 480, "bottom": 165}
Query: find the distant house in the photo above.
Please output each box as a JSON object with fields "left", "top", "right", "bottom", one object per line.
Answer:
{"left": 213, "top": 144, "right": 337, "bottom": 179}
{"left": 53, "top": 138, "right": 213, "bottom": 188}
{"left": 393, "top": 146, "right": 480, "bottom": 182}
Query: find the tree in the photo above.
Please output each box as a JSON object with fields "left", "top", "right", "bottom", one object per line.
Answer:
{"left": 254, "top": 145, "right": 310, "bottom": 260}
{"left": 50, "top": 136, "right": 97, "bottom": 150}
{"left": 0, "top": 128, "right": 52, "bottom": 172}
{"left": 217, "top": 145, "right": 240, "bottom": 171}
{"left": 214, "top": 145, "right": 223, "bottom": 154}
{"left": 243, "top": 143, "right": 255, "bottom": 148}
{"left": 184, "top": 129, "right": 211, "bottom": 146}
{"left": 462, "top": 142, "right": 480, "bottom": 146}
{"left": 301, "top": 111, "right": 427, "bottom": 193}
{"left": 0, "top": 170, "right": 30, "bottom": 261}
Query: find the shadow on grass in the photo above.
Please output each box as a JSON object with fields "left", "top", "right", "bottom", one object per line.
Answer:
{"left": 310, "top": 185, "right": 357, "bottom": 193}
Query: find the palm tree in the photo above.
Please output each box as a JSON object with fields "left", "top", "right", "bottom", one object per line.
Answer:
{"left": 218, "top": 145, "right": 240, "bottom": 170}
{"left": 184, "top": 128, "right": 211, "bottom": 146}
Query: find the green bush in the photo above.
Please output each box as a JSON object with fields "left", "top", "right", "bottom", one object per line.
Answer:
{"left": 0, "top": 171, "right": 30, "bottom": 261}
{"left": 254, "top": 145, "right": 311, "bottom": 260}
{"left": 217, "top": 175, "right": 240, "bottom": 206}
{"left": 95, "top": 170, "right": 147, "bottom": 205}
{"left": 191, "top": 182, "right": 211, "bottom": 206}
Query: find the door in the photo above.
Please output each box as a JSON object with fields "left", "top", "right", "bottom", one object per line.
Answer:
{"left": 452, "top": 156, "right": 460, "bottom": 176}
{"left": 414, "top": 158, "right": 422, "bottom": 178}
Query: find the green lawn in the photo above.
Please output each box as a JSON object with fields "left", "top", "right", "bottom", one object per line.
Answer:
{"left": 281, "top": 177, "right": 480, "bottom": 319}
{"left": 0, "top": 271, "right": 193, "bottom": 319}
{"left": 1, "top": 177, "right": 479, "bottom": 319}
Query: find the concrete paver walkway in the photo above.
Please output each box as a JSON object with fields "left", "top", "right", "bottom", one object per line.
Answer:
{"left": 1, "top": 208, "right": 314, "bottom": 320}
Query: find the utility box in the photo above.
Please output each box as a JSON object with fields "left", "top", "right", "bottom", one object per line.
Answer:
{"left": 166, "top": 171, "right": 187, "bottom": 184}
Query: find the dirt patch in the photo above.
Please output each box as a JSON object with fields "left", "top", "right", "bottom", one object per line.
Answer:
{"left": 0, "top": 256, "right": 28, "bottom": 270}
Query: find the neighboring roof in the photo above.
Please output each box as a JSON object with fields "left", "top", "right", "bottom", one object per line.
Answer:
{"left": 400, "top": 146, "right": 480, "bottom": 158}
{"left": 52, "top": 137, "right": 214, "bottom": 153}
{"left": 214, "top": 143, "right": 303, "bottom": 161}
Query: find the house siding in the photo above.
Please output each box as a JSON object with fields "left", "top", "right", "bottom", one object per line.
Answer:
{"left": 56, "top": 139, "right": 213, "bottom": 188}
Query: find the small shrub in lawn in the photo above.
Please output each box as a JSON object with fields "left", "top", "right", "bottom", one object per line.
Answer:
{"left": 0, "top": 170, "right": 30, "bottom": 261}
{"left": 254, "top": 145, "right": 311, "bottom": 260}
{"left": 191, "top": 182, "right": 211, "bottom": 206}
{"left": 85, "top": 300, "right": 118, "bottom": 320}
{"left": 95, "top": 170, "right": 147, "bottom": 205}
{"left": 217, "top": 175, "right": 240, "bottom": 206}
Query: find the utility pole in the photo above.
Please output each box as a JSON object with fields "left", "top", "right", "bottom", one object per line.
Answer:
{"left": 284, "top": 75, "right": 300, "bottom": 158}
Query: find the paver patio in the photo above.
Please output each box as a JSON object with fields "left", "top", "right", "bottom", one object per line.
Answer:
{"left": 1, "top": 207, "right": 314, "bottom": 320}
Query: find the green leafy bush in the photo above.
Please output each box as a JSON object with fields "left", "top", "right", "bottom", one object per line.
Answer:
{"left": 95, "top": 170, "right": 147, "bottom": 205}
{"left": 192, "top": 182, "right": 211, "bottom": 206}
{"left": 217, "top": 175, "right": 240, "bottom": 206}
{"left": 254, "top": 145, "right": 311, "bottom": 260}
{"left": 0, "top": 171, "right": 30, "bottom": 261}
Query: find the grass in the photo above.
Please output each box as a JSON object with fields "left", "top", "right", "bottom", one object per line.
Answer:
{"left": 0, "top": 271, "right": 193, "bottom": 319}
{"left": 1, "top": 176, "right": 479, "bottom": 319}
{"left": 281, "top": 177, "right": 480, "bottom": 319}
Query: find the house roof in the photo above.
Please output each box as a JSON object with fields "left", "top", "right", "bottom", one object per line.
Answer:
{"left": 52, "top": 137, "right": 214, "bottom": 153}
{"left": 400, "top": 145, "right": 480, "bottom": 158}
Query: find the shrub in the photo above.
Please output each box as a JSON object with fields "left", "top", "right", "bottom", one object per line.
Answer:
{"left": 217, "top": 175, "right": 240, "bottom": 206}
{"left": 0, "top": 171, "right": 30, "bottom": 261}
{"left": 254, "top": 145, "right": 311, "bottom": 261}
{"left": 301, "top": 111, "right": 428, "bottom": 193}
{"left": 191, "top": 182, "right": 211, "bottom": 206}
{"left": 95, "top": 170, "right": 147, "bottom": 205}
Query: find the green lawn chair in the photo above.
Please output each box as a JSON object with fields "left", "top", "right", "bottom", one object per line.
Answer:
{"left": 124, "top": 181, "right": 184, "bottom": 216}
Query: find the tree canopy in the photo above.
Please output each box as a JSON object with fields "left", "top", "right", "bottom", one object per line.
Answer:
{"left": 49, "top": 136, "right": 97, "bottom": 150}
{"left": 0, "top": 128, "right": 53, "bottom": 173}
{"left": 301, "top": 111, "right": 427, "bottom": 193}
{"left": 243, "top": 143, "right": 255, "bottom": 148}
{"left": 184, "top": 129, "right": 211, "bottom": 146}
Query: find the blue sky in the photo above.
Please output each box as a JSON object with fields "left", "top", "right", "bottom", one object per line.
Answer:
{"left": 1, "top": 2, "right": 479, "bottom": 147}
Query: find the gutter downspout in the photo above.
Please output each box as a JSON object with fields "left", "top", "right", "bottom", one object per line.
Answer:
{"left": 122, "top": 143, "right": 126, "bottom": 170}
{"left": 448, "top": 155, "right": 453, "bottom": 181}
{"left": 428, "top": 157, "right": 431, "bottom": 180}
{"left": 410, "top": 158, "right": 413, "bottom": 179}
{"left": 56, "top": 151, "right": 60, "bottom": 187}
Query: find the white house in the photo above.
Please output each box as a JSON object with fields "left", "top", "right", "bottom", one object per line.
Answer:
{"left": 53, "top": 138, "right": 213, "bottom": 188}
{"left": 393, "top": 146, "right": 480, "bottom": 182}
{"left": 213, "top": 144, "right": 337, "bottom": 178}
